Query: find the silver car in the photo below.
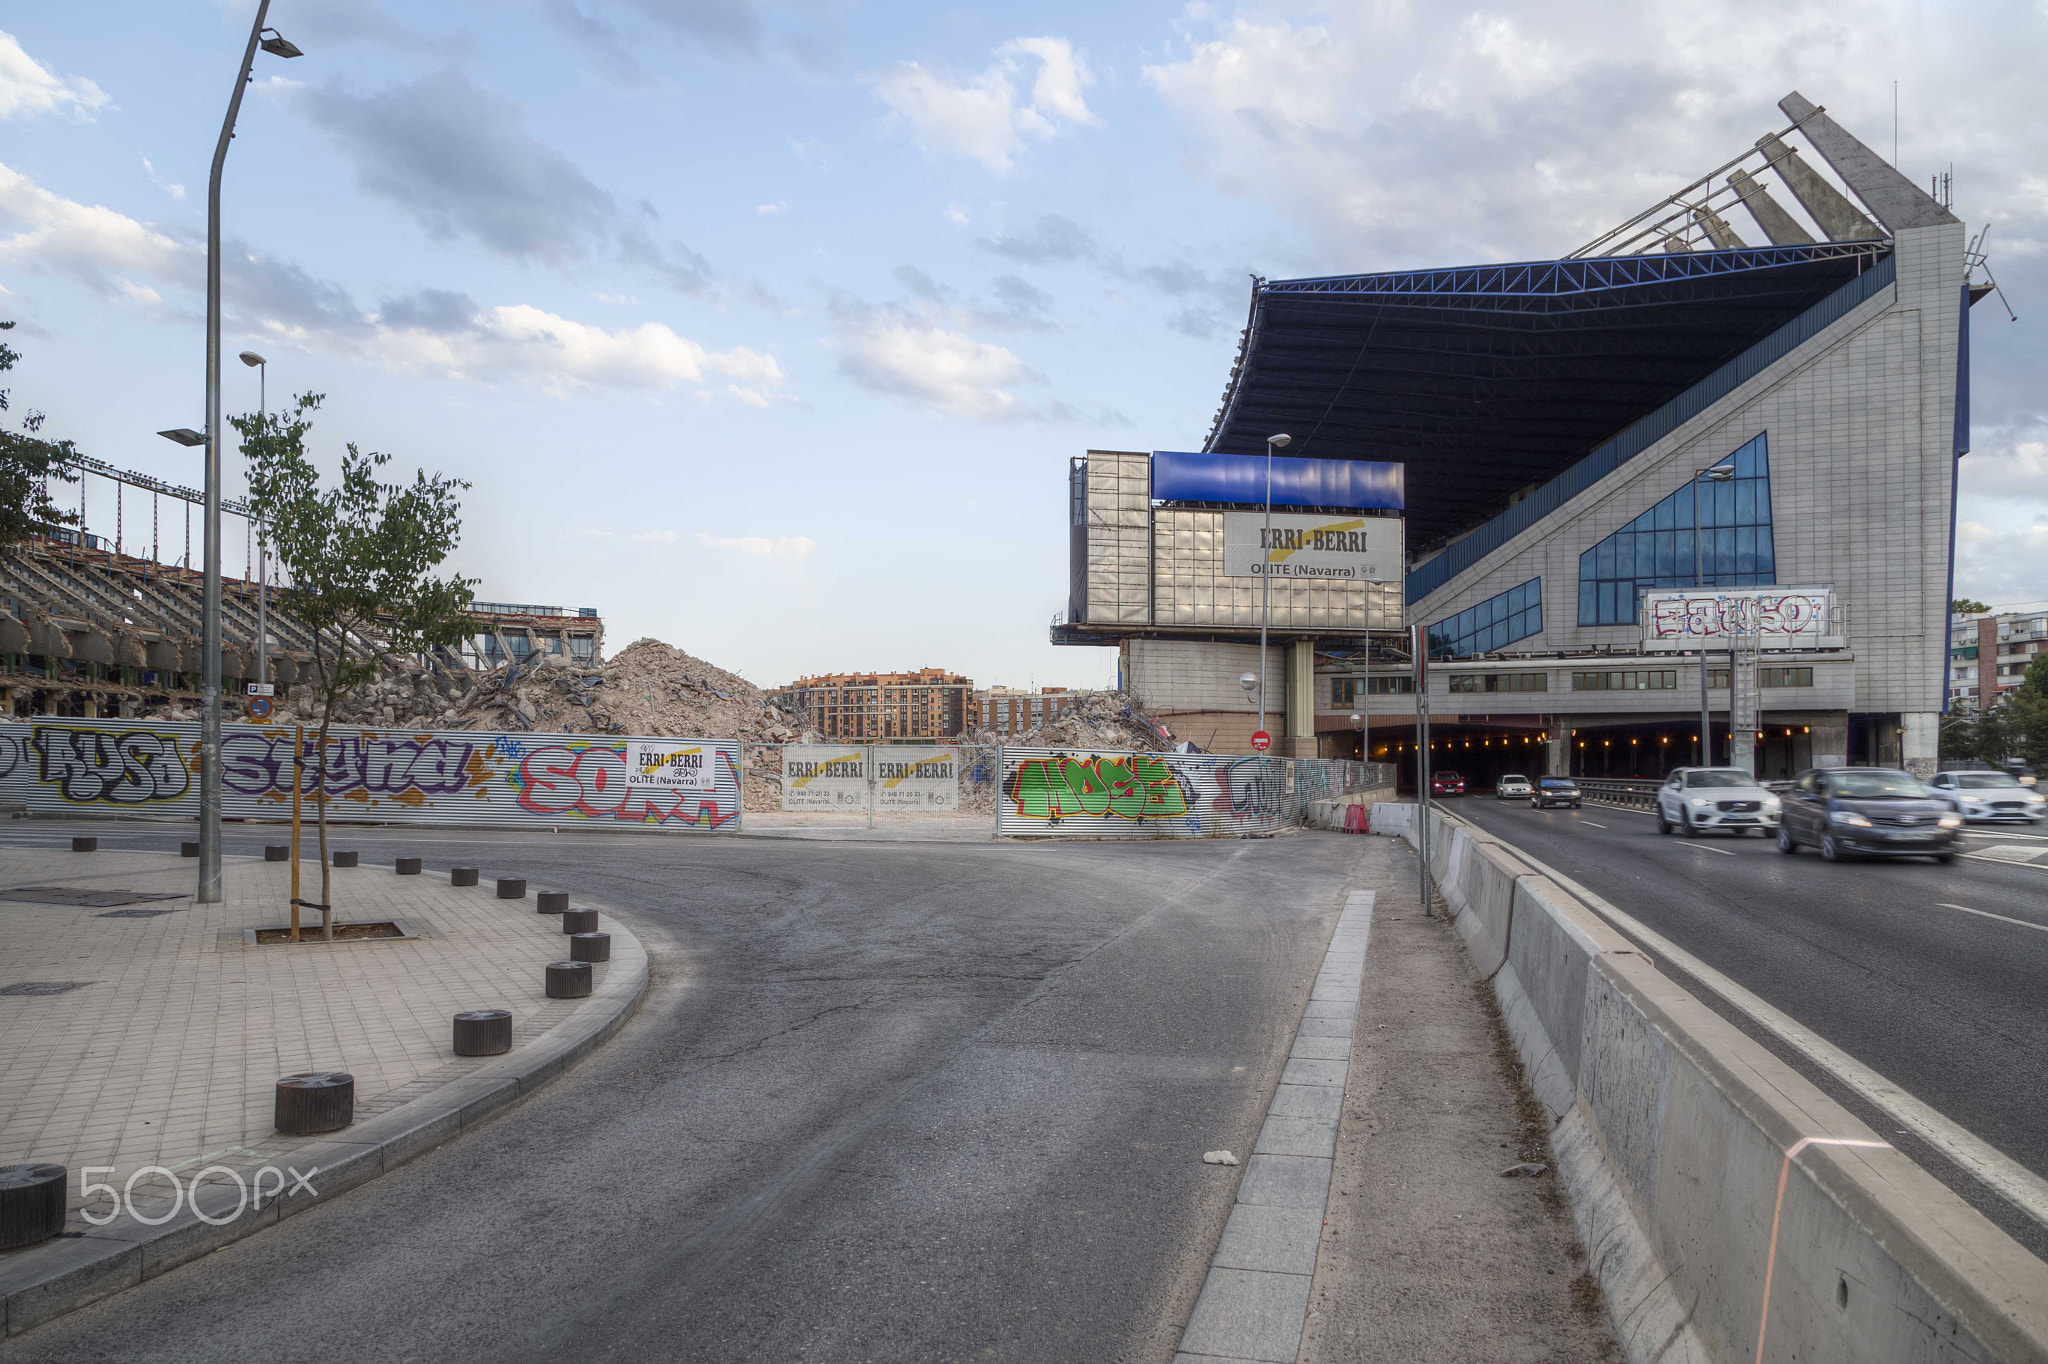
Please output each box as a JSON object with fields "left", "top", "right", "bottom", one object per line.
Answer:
{"left": 1496, "top": 774, "right": 1533, "bottom": 800}
{"left": 1925, "top": 770, "right": 2048, "bottom": 825}
{"left": 1656, "top": 767, "right": 1782, "bottom": 836}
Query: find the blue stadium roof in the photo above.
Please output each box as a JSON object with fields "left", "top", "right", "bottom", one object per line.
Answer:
{"left": 1202, "top": 241, "right": 1889, "bottom": 557}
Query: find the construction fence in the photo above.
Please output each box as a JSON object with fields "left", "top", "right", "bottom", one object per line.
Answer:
{"left": 0, "top": 718, "right": 1394, "bottom": 839}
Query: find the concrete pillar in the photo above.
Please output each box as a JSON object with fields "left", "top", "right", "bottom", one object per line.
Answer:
{"left": 1285, "top": 640, "right": 1316, "bottom": 756}
{"left": 81, "top": 697, "right": 99, "bottom": 719}
{"left": 1546, "top": 720, "right": 1570, "bottom": 778}
{"left": 1755, "top": 133, "right": 1880, "bottom": 242}
{"left": 1727, "top": 168, "right": 1815, "bottom": 245}
{"left": 1900, "top": 712, "right": 1940, "bottom": 780}
{"left": 1810, "top": 711, "right": 1849, "bottom": 771}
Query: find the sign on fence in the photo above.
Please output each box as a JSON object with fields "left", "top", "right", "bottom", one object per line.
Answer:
{"left": 781, "top": 745, "right": 869, "bottom": 811}
{"left": 0, "top": 719, "right": 741, "bottom": 831}
{"left": 873, "top": 747, "right": 961, "bottom": 810}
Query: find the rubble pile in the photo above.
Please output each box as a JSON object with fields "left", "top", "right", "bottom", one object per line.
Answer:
{"left": 960, "top": 691, "right": 1172, "bottom": 754}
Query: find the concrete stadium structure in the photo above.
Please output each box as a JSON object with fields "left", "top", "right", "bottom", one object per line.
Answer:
{"left": 1061, "top": 93, "right": 1983, "bottom": 787}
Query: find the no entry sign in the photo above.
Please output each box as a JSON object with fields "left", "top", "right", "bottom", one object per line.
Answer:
{"left": 1251, "top": 730, "right": 1271, "bottom": 753}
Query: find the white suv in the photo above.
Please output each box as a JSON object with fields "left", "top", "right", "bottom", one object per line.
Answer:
{"left": 1926, "top": 770, "right": 2047, "bottom": 825}
{"left": 1656, "top": 767, "right": 1782, "bottom": 837}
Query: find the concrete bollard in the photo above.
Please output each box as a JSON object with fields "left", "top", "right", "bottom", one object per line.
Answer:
{"left": 536, "top": 891, "right": 569, "bottom": 915}
{"left": 569, "top": 931, "right": 611, "bottom": 963}
{"left": 264, "top": 845, "right": 289, "bottom": 862}
{"left": 450, "top": 867, "right": 479, "bottom": 887}
{"left": 495, "top": 877, "right": 527, "bottom": 900}
{"left": 544, "top": 961, "right": 592, "bottom": 999}
{"left": 332, "top": 851, "right": 359, "bottom": 868}
{"left": 395, "top": 857, "right": 422, "bottom": 876}
{"left": 452, "top": 1009, "right": 513, "bottom": 1056}
{"left": 561, "top": 908, "right": 599, "bottom": 935}
{"left": 0, "top": 1163, "right": 68, "bottom": 1250}
{"left": 180, "top": 841, "right": 199, "bottom": 858}
{"left": 71, "top": 837, "right": 97, "bottom": 853}
{"left": 274, "top": 1072, "right": 354, "bottom": 1135}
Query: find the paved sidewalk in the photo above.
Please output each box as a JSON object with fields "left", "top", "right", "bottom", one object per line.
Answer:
{"left": 0, "top": 842, "right": 646, "bottom": 1336}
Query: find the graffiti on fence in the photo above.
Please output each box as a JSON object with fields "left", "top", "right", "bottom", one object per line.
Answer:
{"left": 996, "top": 746, "right": 1385, "bottom": 838}
{"left": 29, "top": 726, "right": 193, "bottom": 805}
{"left": 1005, "top": 753, "right": 1194, "bottom": 823}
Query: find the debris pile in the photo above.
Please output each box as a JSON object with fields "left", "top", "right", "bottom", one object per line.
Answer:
{"left": 960, "top": 691, "right": 1173, "bottom": 753}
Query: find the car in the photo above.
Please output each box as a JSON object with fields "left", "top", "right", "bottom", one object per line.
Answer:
{"left": 1431, "top": 770, "right": 1466, "bottom": 797}
{"left": 1496, "top": 774, "right": 1533, "bottom": 800}
{"left": 1925, "top": 770, "right": 2047, "bottom": 824}
{"left": 1533, "top": 776, "right": 1581, "bottom": 809}
{"left": 1655, "top": 766, "right": 1782, "bottom": 837}
{"left": 1776, "top": 768, "right": 1961, "bottom": 862}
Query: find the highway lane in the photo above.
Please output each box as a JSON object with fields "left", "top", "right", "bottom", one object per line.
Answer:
{"left": 0, "top": 820, "right": 1373, "bottom": 1363}
{"left": 1448, "top": 794, "right": 2048, "bottom": 1248}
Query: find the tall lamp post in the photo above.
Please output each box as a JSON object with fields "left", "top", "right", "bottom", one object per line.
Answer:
{"left": 1258, "top": 433, "right": 1291, "bottom": 747}
{"left": 239, "top": 352, "right": 268, "bottom": 688}
{"left": 1691, "top": 465, "right": 1735, "bottom": 767}
{"left": 184, "top": 6, "right": 302, "bottom": 903}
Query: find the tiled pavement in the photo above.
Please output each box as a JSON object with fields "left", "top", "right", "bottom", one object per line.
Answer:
{"left": 0, "top": 844, "right": 615, "bottom": 1216}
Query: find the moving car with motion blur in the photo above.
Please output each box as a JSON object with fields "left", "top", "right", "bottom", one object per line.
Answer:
{"left": 1496, "top": 774, "right": 1533, "bottom": 800}
{"left": 1776, "top": 768, "right": 1960, "bottom": 863}
{"left": 1431, "top": 770, "right": 1466, "bottom": 797}
{"left": 1654, "top": 767, "right": 1782, "bottom": 837}
{"left": 1926, "top": 770, "right": 2048, "bottom": 825}
{"left": 1533, "top": 776, "right": 1581, "bottom": 809}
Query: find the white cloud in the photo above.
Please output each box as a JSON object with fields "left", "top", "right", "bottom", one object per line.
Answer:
{"left": 944, "top": 203, "right": 969, "bottom": 225}
{"left": 631, "top": 530, "right": 679, "bottom": 543}
{"left": 1954, "top": 518, "right": 2048, "bottom": 608}
{"left": 694, "top": 533, "right": 815, "bottom": 560}
{"left": 0, "top": 31, "right": 107, "bottom": 121}
{"left": 832, "top": 304, "right": 1036, "bottom": 419}
{"left": 141, "top": 156, "right": 184, "bottom": 200}
{"left": 0, "top": 161, "right": 782, "bottom": 402}
{"left": 873, "top": 35, "right": 1098, "bottom": 173}
{"left": 756, "top": 200, "right": 791, "bottom": 214}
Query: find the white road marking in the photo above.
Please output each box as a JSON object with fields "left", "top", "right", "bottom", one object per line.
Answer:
{"left": 1959, "top": 851, "right": 2048, "bottom": 874}
{"left": 1935, "top": 902, "right": 2048, "bottom": 935}
{"left": 1963, "top": 844, "right": 2047, "bottom": 863}
{"left": 1473, "top": 839, "right": 2048, "bottom": 1230}
{"left": 1675, "top": 841, "right": 1735, "bottom": 855}
{"left": 1579, "top": 820, "right": 1608, "bottom": 829}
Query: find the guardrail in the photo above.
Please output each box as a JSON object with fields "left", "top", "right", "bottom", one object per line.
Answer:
{"left": 1570, "top": 777, "right": 1661, "bottom": 810}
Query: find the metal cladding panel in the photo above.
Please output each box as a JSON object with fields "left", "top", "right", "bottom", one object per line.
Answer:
{"left": 1153, "top": 451, "right": 1405, "bottom": 511}
{"left": 996, "top": 745, "right": 1392, "bottom": 839}
{"left": 0, "top": 719, "right": 742, "bottom": 832}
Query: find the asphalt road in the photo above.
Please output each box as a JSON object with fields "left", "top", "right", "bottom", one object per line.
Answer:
{"left": 1447, "top": 794, "right": 2048, "bottom": 1242}
{"left": 0, "top": 821, "right": 1373, "bottom": 1363}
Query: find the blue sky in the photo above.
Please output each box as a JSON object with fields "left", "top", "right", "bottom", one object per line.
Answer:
{"left": 4, "top": 1, "right": 2045, "bottom": 690}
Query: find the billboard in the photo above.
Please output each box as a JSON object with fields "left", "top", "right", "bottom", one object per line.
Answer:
{"left": 781, "top": 745, "right": 869, "bottom": 811}
{"left": 0, "top": 719, "right": 741, "bottom": 830}
{"left": 873, "top": 747, "right": 962, "bottom": 810}
{"left": 1222, "top": 511, "right": 1402, "bottom": 582}
{"left": 1152, "top": 450, "right": 1404, "bottom": 511}
{"left": 1639, "top": 587, "right": 1837, "bottom": 650}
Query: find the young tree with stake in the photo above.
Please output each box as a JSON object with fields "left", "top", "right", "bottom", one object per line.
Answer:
{"left": 234, "top": 395, "right": 477, "bottom": 939}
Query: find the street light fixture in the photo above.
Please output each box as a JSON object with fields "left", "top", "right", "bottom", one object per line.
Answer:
{"left": 1691, "top": 464, "right": 1736, "bottom": 768}
{"left": 158, "top": 429, "right": 206, "bottom": 447}
{"left": 193, "top": 4, "right": 303, "bottom": 904}
{"left": 1258, "top": 433, "right": 1291, "bottom": 750}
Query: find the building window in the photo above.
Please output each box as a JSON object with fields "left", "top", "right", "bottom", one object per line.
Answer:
{"left": 1577, "top": 433, "right": 1775, "bottom": 626}
{"left": 1448, "top": 672, "right": 1548, "bottom": 693}
{"left": 568, "top": 635, "right": 595, "bottom": 661}
{"left": 1709, "top": 665, "right": 1813, "bottom": 689}
{"left": 1366, "top": 676, "right": 1415, "bottom": 695}
{"left": 1428, "top": 578, "right": 1541, "bottom": 658}
{"left": 1571, "top": 670, "right": 1677, "bottom": 691}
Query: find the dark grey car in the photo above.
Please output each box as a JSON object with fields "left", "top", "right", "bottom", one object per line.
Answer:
{"left": 1776, "top": 768, "right": 1962, "bottom": 863}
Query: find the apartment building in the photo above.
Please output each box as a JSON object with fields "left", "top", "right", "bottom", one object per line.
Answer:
{"left": 972, "top": 686, "right": 1082, "bottom": 737}
{"left": 1950, "top": 610, "right": 2048, "bottom": 706}
{"left": 773, "top": 668, "right": 973, "bottom": 741}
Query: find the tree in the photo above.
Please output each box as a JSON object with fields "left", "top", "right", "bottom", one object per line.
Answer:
{"left": 234, "top": 395, "right": 477, "bottom": 939}
{"left": 1952, "top": 598, "right": 1991, "bottom": 616}
{"left": 0, "top": 322, "right": 81, "bottom": 551}
{"left": 2023, "top": 649, "right": 2048, "bottom": 700}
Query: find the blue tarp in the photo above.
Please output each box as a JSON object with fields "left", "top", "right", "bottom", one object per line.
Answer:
{"left": 1152, "top": 450, "right": 1405, "bottom": 511}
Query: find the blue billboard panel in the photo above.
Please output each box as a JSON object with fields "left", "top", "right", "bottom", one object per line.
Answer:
{"left": 1152, "top": 451, "right": 1404, "bottom": 511}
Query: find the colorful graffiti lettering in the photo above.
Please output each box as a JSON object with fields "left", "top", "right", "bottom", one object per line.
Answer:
{"left": 514, "top": 744, "right": 738, "bottom": 827}
{"left": 1006, "top": 755, "right": 1190, "bottom": 821}
{"left": 219, "top": 732, "right": 484, "bottom": 801}
{"left": 30, "top": 725, "right": 192, "bottom": 805}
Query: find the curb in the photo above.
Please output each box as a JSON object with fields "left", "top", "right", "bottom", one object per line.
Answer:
{"left": 0, "top": 897, "right": 650, "bottom": 1339}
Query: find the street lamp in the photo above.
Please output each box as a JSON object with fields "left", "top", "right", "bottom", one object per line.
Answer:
{"left": 1258, "top": 433, "right": 1291, "bottom": 747}
{"left": 194, "top": 6, "right": 302, "bottom": 904}
{"left": 240, "top": 351, "right": 268, "bottom": 689}
{"left": 1691, "top": 464, "right": 1735, "bottom": 768}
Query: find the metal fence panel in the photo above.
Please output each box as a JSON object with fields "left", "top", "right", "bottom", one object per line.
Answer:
{"left": 780, "top": 745, "right": 869, "bottom": 812}
{"left": 0, "top": 718, "right": 742, "bottom": 832}
{"left": 995, "top": 746, "right": 1395, "bottom": 839}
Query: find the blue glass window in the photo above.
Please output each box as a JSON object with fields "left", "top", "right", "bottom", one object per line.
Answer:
{"left": 1429, "top": 578, "right": 1542, "bottom": 658}
{"left": 1576, "top": 433, "right": 1774, "bottom": 626}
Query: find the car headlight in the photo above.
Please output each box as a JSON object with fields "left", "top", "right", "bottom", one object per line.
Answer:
{"left": 1689, "top": 797, "right": 1710, "bottom": 807}
{"left": 1762, "top": 795, "right": 1781, "bottom": 810}
{"left": 1829, "top": 811, "right": 1872, "bottom": 827}
{"left": 1960, "top": 794, "right": 1984, "bottom": 803}
{"left": 2028, "top": 794, "right": 2045, "bottom": 805}
{"left": 1938, "top": 815, "right": 1962, "bottom": 828}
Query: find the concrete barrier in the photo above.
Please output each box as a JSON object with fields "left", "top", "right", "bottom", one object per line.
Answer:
{"left": 1304, "top": 788, "right": 1398, "bottom": 832}
{"left": 1392, "top": 806, "right": 2048, "bottom": 1364}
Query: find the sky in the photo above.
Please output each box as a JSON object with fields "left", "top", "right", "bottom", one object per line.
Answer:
{"left": 3, "top": 0, "right": 2045, "bottom": 691}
